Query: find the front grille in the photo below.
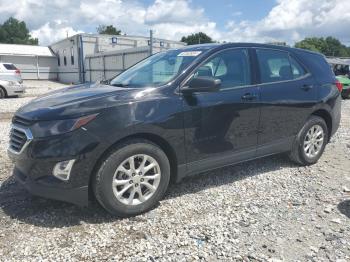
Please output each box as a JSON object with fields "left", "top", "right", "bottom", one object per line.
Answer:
{"left": 9, "top": 126, "right": 32, "bottom": 154}
{"left": 12, "top": 115, "right": 32, "bottom": 127}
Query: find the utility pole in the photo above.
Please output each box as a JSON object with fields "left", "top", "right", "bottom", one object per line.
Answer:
{"left": 149, "top": 30, "right": 153, "bottom": 55}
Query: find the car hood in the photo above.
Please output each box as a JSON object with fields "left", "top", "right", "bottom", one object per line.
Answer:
{"left": 16, "top": 82, "right": 150, "bottom": 121}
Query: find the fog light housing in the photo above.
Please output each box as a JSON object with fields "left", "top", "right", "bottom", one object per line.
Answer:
{"left": 52, "top": 160, "right": 75, "bottom": 181}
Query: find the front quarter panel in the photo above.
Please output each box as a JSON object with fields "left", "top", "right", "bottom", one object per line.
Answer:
{"left": 86, "top": 87, "right": 186, "bottom": 166}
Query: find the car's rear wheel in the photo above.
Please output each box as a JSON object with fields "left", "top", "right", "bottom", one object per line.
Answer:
{"left": 93, "top": 140, "right": 170, "bottom": 217}
{"left": 289, "top": 116, "right": 328, "bottom": 165}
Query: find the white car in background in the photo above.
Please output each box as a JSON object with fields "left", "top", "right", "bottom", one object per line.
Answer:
{"left": 0, "top": 63, "right": 23, "bottom": 83}
{"left": 0, "top": 79, "right": 25, "bottom": 98}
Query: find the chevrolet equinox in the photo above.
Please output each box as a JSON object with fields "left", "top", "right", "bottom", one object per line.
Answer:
{"left": 8, "top": 43, "right": 342, "bottom": 216}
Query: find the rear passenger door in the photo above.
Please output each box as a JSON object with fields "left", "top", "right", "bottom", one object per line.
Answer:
{"left": 254, "top": 48, "right": 317, "bottom": 155}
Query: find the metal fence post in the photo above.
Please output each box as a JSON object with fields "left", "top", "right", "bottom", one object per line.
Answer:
{"left": 89, "top": 57, "right": 92, "bottom": 82}
{"left": 149, "top": 30, "right": 153, "bottom": 56}
{"left": 103, "top": 55, "right": 106, "bottom": 80}
{"left": 36, "top": 55, "right": 40, "bottom": 80}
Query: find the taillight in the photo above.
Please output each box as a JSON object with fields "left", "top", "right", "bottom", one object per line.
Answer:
{"left": 15, "top": 69, "right": 21, "bottom": 75}
{"left": 335, "top": 80, "right": 343, "bottom": 92}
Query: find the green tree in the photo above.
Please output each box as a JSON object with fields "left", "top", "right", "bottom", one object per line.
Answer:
{"left": 295, "top": 36, "right": 350, "bottom": 57}
{"left": 0, "top": 17, "right": 38, "bottom": 45}
{"left": 181, "top": 32, "right": 214, "bottom": 45}
{"left": 97, "top": 25, "right": 121, "bottom": 35}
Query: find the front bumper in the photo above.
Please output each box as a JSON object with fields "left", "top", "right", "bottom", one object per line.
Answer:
{"left": 8, "top": 127, "right": 106, "bottom": 207}
{"left": 14, "top": 167, "right": 88, "bottom": 206}
{"left": 6, "top": 84, "right": 25, "bottom": 96}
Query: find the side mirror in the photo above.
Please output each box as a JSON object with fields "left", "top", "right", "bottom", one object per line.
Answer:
{"left": 182, "top": 77, "right": 221, "bottom": 93}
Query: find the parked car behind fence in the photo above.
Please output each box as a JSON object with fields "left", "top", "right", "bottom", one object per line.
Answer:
{"left": 0, "top": 63, "right": 23, "bottom": 83}
{"left": 0, "top": 79, "right": 25, "bottom": 98}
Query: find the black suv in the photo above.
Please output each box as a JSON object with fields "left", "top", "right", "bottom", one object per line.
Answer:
{"left": 8, "top": 43, "right": 342, "bottom": 216}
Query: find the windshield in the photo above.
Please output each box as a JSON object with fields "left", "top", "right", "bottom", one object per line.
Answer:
{"left": 110, "top": 49, "right": 203, "bottom": 88}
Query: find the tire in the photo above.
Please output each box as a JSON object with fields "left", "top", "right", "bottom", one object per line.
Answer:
{"left": 93, "top": 139, "right": 171, "bottom": 217}
{"left": 341, "top": 89, "right": 350, "bottom": 99}
{"left": 289, "top": 116, "right": 328, "bottom": 166}
{"left": 0, "top": 87, "right": 6, "bottom": 99}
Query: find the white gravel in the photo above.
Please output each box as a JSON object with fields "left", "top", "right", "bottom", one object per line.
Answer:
{"left": 0, "top": 97, "right": 35, "bottom": 113}
{"left": 23, "top": 80, "right": 69, "bottom": 97}
{"left": 0, "top": 80, "right": 69, "bottom": 114}
{"left": 0, "top": 99, "right": 349, "bottom": 261}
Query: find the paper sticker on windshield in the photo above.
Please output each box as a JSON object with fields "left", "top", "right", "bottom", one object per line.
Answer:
{"left": 178, "top": 51, "right": 202, "bottom": 57}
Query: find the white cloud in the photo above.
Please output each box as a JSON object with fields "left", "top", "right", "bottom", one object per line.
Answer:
{"left": 145, "top": 0, "right": 204, "bottom": 25}
{"left": 31, "top": 21, "right": 83, "bottom": 45}
{"left": 223, "top": 0, "right": 350, "bottom": 44}
{"left": 151, "top": 22, "right": 220, "bottom": 42}
{"left": 0, "top": 0, "right": 350, "bottom": 46}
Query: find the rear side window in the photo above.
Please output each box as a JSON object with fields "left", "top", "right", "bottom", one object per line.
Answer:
{"left": 194, "top": 49, "right": 251, "bottom": 89}
{"left": 256, "top": 49, "right": 306, "bottom": 84}
{"left": 3, "top": 64, "right": 17, "bottom": 70}
{"left": 290, "top": 56, "right": 307, "bottom": 79}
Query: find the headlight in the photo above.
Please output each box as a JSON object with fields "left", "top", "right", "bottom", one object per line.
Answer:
{"left": 31, "top": 114, "right": 98, "bottom": 137}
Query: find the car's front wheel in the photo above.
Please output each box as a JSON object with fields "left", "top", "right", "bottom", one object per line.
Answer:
{"left": 0, "top": 87, "right": 6, "bottom": 99}
{"left": 93, "top": 139, "right": 170, "bottom": 217}
{"left": 289, "top": 116, "right": 328, "bottom": 165}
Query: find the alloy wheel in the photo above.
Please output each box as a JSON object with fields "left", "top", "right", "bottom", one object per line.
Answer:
{"left": 303, "top": 124, "right": 324, "bottom": 158}
{"left": 112, "top": 154, "right": 161, "bottom": 206}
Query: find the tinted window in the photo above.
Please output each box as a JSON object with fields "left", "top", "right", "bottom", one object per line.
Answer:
{"left": 194, "top": 49, "right": 251, "bottom": 89}
{"left": 57, "top": 52, "right": 60, "bottom": 66}
{"left": 3, "top": 64, "right": 17, "bottom": 70}
{"left": 71, "top": 47, "right": 74, "bottom": 65}
{"left": 256, "top": 49, "right": 293, "bottom": 83}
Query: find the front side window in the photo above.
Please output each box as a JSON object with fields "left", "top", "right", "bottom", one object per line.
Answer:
{"left": 110, "top": 49, "right": 204, "bottom": 88}
{"left": 256, "top": 49, "right": 307, "bottom": 84}
{"left": 193, "top": 49, "right": 251, "bottom": 89}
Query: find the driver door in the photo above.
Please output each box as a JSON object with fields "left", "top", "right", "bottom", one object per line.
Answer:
{"left": 182, "top": 48, "right": 260, "bottom": 174}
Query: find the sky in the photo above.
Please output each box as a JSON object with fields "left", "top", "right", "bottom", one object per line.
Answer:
{"left": 0, "top": 0, "right": 349, "bottom": 46}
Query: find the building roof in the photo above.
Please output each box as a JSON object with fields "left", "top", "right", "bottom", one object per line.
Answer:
{"left": 0, "top": 44, "right": 55, "bottom": 57}
{"left": 326, "top": 57, "right": 350, "bottom": 65}
{"left": 50, "top": 33, "right": 185, "bottom": 46}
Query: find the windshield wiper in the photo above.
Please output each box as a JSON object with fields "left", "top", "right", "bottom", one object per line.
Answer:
{"left": 110, "top": 83, "right": 130, "bottom": 87}
{"left": 100, "top": 79, "right": 111, "bottom": 85}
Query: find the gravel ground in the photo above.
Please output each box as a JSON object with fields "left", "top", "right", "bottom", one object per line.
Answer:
{"left": 0, "top": 100, "right": 349, "bottom": 261}
{"left": 23, "top": 80, "right": 69, "bottom": 98}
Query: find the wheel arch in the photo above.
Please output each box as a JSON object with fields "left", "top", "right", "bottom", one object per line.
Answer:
{"left": 311, "top": 109, "right": 332, "bottom": 141}
{"left": 89, "top": 132, "right": 180, "bottom": 195}
{"left": 0, "top": 85, "right": 7, "bottom": 97}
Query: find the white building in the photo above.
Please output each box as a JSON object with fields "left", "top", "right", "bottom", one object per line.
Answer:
{"left": 0, "top": 33, "right": 185, "bottom": 84}
{"left": 0, "top": 44, "right": 57, "bottom": 80}
{"left": 50, "top": 33, "right": 186, "bottom": 84}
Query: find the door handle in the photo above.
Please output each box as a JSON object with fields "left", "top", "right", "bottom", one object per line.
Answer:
{"left": 301, "top": 84, "right": 313, "bottom": 91}
{"left": 241, "top": 93, "right": 257, "bottom": 101}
